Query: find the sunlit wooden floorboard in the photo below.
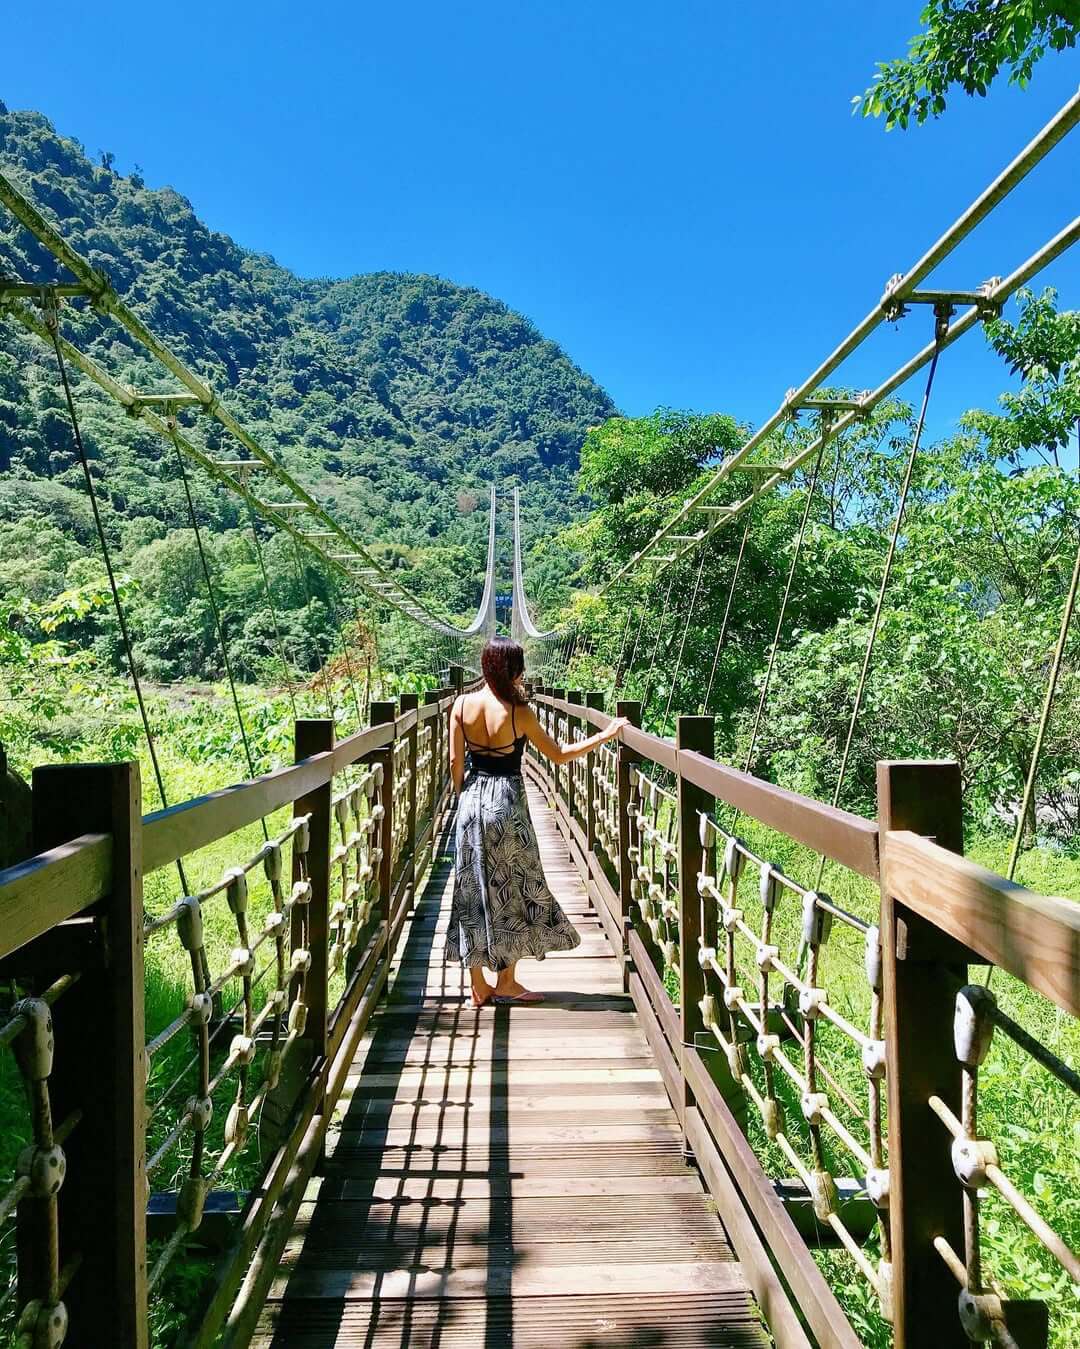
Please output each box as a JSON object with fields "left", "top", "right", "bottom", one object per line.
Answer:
{"left": 254, "top": 781, "right": 767, "bottom": 1348}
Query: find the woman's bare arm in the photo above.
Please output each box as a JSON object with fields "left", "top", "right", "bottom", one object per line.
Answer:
{"left": 517, "top": 703, "right": 627, "bottom": 765}
{"left": 449, "top": 696, "right": 466, "bottom": 793}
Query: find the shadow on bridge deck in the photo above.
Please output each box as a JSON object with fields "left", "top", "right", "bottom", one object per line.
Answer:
{"left": 254, "top": 783, "right": 767, "bottom": 1348}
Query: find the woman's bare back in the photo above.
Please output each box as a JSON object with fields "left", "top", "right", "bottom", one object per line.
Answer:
{"left": 458, "top": 687, "right": 520, "bottom": 750}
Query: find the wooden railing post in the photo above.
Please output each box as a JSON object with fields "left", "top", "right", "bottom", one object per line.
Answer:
{"left": 615, "top": 700, "right": 643, "bottom": 982}
{"left": 566, "top": 690, "right": 583, "bottom": 824}
{"left": 424, "top": 690, "right": 441, "bottom": 824}
{"left": 293, "top": 719, "right": 333, "bottom": 1061}
{"left": 368, "top": 702, "right": 397, "bottom": 971}
{"left": 449, "top": 664, "right": 464, "bottom": 695}
{"left": 585, "top": 691, "right": 604, "bottom": 852}
{"left": 550, "top": 688, "right": 566, "bottom": 809}
{"left": 31, "top": 761, "right": 148, "bottom": 1347}
{"left": 877, "top": 760, "right": 967, "bottom": 1348}
{"left": 677, "top": 715, "right": 714, "bottom": 1133}
{"left": 399, "top": 694, "right": 419, "bottom": 885}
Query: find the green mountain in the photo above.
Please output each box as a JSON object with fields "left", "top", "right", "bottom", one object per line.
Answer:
{"left": 0, "top": 105, "right": 614, "bottom": 669}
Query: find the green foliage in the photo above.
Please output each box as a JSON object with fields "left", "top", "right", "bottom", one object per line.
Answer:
{"left": 856, "top": 1, "right": 1080, "bottom": 128}
{"left": 562, "top": 291, "right": 1080, "bottom": 838}
{"left": 0, "top": 106, "right": 614, "bottom": 680}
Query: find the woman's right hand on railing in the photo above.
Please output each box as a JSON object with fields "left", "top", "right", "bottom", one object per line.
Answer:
{"left": 604, "top": 716, "right": 630, "bottom": 742}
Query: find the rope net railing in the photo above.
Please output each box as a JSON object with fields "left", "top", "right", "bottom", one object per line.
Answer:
{"left": 523, "top": 689, "right": 1080, "bottom": 1349}
{"left": 693, "top": 810, "right": 890, "bottom": 1309}
{"left": 0, "top": 977, "right": 82, "bottom": 1348}
{"left": 328, "top": 765, "right": 384, "bottom": 977}
{"left": 142, "top": 813, "right": 316, "bottom": 1290}
{"left": 0, "top": 682, "right": 461, "bottom": 1348}
{"left": 928, "top": 983, "right": 1080, "bottom": 1345}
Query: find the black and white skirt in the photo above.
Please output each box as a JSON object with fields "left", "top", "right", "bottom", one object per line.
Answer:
{"left": 447, "top": 772, "right": 581, "bottom": 971}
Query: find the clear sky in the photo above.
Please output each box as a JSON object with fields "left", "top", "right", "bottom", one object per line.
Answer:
{"left": 4, "top": 2, "right": 1078, "bottom": 440}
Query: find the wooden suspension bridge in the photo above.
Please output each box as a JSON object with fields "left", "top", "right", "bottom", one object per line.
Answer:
{"left": 1, "top": 88, "right": 1079, "bottom": 1349}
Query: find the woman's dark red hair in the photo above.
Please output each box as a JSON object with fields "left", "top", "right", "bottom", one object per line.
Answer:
{"left": 481, "top": 637, "right": 526, "bottom": 705}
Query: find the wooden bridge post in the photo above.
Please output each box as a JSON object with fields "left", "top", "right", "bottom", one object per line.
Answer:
{"left": 615, "top": 700, "right": 642, "bottom": 987}
{"left": 549, "top": 688, "right": 566, "bottom": 813}
{"left": 424, "top": 689, "right": 441, "bottom": 824}
{"left": 676, "top": 715, "right": 714, "bottom": 1136}
{"left": 585, "top": 692, "right": 605, "bottom": 852}
{"left": 30, "top": 761, "right": 148, "bottom": 1348}
{"left": 448, "top": 664, "right": 464, "bottom": 695}
{"left": 399, "top": 694, "right": 420, "bottom": 892}
{"left": 294, "top": 719, "right": 334, "bottom": 1062}
{"left": 566, "top": 690, "right": 583, "bottom": 825}
{"left": 368, "top": 702, "right": 397, "bottom": 976}
{"left": 877, "top": 760, "right": 967, "bottom": 1348}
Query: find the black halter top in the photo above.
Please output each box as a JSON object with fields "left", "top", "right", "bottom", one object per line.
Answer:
{"left": 465, "top": 702, "right": 527, "bottom": 777}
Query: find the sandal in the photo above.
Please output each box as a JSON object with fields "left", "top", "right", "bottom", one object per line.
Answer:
{"left": 493, "top": 989, "right": 545, "bottom": 1004}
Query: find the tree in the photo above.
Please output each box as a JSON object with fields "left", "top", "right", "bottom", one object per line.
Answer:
{"left": 856, "top": 1, "right": 1080, "bottom": 129}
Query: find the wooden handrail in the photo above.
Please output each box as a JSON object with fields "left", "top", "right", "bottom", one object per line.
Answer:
{"left": 884, "top": 828, "right": 1080, "bottom": 1017}
{"left": 533, "top": 692, "right": 880, "bottom": 878}
{"left": 0, "top": 831, "right": 112, "bottom": 959}
{"left": 142, "top": 695, "right": 460, "bottom": 876}
{"left": 679, "top": 749, "right": 880, "bottom": 879}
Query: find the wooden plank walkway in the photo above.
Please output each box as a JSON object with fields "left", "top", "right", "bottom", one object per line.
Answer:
{"left": 255, "top": 781, "right": 768, "bottom": 1348}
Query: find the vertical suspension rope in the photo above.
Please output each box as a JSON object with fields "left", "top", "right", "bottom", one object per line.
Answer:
{"left": 332, "top": 596, "right": 365, "bottom": 730}
{"left": 624, "top": 577, "right": 655, "bottom": 690}
{"left": 812, "top": 332, "right": 945, "bottom": 887}
{"left": 641, "top": 567, "right": 678, "bottom": 718}
{"left": 742, "top": 435, "right": 827, "bottom": 774}
{"left": 663, "top": 546, "right": 707, "bottom": 732}
{"left": 169, "top": 426, "right": 267, "bottom": 840}
{"left": 289, "top": 536, "right": 336, "bottom": 722}
{"left": 244, "top": 499, "right": 298, "bottom": 720}
{"left": 611, "top": 587, "right": 636, "bottom": 694}
{"left": 1006, "top": 419, "right": 1080, "bottom": 880}
{"left": 701, "top": 514, "right": 751, "bottom": 715}
{"left": 42, "top": 295, "right": 190, "bottom": 891}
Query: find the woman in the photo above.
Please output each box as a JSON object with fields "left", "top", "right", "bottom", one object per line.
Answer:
{"left": 447, "top": 636, "right": 627, "bottom": 1006}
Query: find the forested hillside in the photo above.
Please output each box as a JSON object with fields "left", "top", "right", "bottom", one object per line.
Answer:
{"left": 0, "top": 104, "right": 613, "bottom": 675}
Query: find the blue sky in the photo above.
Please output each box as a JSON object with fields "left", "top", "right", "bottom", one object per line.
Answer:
{"left": 4, "top": 2, "right": 1078, "bottom": 441}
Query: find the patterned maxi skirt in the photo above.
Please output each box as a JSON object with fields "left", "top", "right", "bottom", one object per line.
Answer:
{"left": 447, "top": 772, "right": 581, "bottom": 970}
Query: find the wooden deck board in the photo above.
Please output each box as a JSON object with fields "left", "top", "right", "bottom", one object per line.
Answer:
{"left": 255, "top": 782, "right": 767, "bottom": 1348}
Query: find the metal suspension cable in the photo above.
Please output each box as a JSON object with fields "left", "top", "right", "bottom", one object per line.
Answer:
{"left": 812, "top": 319, "right": 947, "bottom": 888}
{"left": 243, "top": 498, "right": 299, "bottom": 721}
{"left": 333, "top": 597, "right": 365, "bottom": 730}
{"left": 1006, "top": 420, "right": 1080, "bottom": 881}
{"left": 611, "top": 588, "right": 637, "bottom": 694}
{"left": 620, "top": 575, "right": 657, "bottom": 697}
{"left": 701, "top": 514, "right": 751, "bottom": 715}
{"left": 663, "top": 546, "right": 708, "bottom": 733}
{"left": 289, "top": 536, "right": 336, "bottom": 723}
{"left": 743, "top": 435, "right": 827, "bottom": 775}
{"left": 641, "top": 567, "right": 678, "bottom": 718}
{"left": 601, "top": 92, "right": 1080, "bottom": 591}
{"left": 42, "top": 297, "right": 190, "bottom": 892}
{"left": 169, "top": 425, "right": 268, "bottom": 844}
{"left": 0, "top": 172, "right": 488, "bottom": 641}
